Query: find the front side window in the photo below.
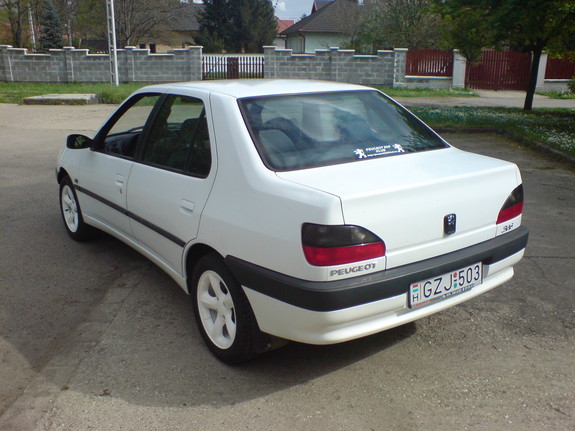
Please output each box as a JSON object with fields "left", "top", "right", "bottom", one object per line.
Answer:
{"left": 239, "top": 90, "right": 448, "bottom": 171}
{"left": 101, "top": 94, "right": 160, "bottom": 158}
{"left": 141, "top": 95, "right": 212, "bottom": 177}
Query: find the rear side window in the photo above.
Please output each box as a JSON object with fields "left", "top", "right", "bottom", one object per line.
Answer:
{"left": 239, "top": 90, "right": 448, "bottom": 171}
{"left": 142, "top": 95, "right": 212, "bottom": 177}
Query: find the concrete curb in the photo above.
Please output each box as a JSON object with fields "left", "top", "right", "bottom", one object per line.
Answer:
{"left": 23, "top": 94, "right": 99, "bottom": 105}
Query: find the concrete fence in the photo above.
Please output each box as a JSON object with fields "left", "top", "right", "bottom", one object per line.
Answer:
{"left": 0, "top": 45, "right": 203, "bottom": 83}
{"left": 0, "top": 44, "right": 570, "bottom": 92}
{"left": 0, "top": 44, "right": 409, "bottom": 86}
{"left": 263, "top": 46, "right": 407, "bottom": 87}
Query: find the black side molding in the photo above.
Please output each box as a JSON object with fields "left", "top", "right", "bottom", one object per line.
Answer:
{"left": 75, "top": 185, "right": 186, "bottom": 248}
{"left": 226, "top": 226, "right": 528, "bottom": 312}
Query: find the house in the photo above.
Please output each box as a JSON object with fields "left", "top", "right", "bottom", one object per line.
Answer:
{"left": 139, "top": 5, "right": 290, "bottom": 53}
{"left": 274, "top": 18, "right": 295, "bottom": 49}
{"left": 281, "top": 0, "right": 366, "bottom": 53}
{"left": 311, "top": 1, "right": 335, "bottom": 14}
{"left": 172, "top": 2, "right": 204, "bottom": 48}
{"left": 136, "top": 2, "right": 204, "bottom": 53}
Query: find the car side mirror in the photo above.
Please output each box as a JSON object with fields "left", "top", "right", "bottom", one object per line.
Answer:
{"left": 66, "top": 134, "right": 93, "bottom": 149}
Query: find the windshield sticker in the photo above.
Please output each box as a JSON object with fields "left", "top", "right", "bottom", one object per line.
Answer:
{"left": 354, "top": 144, "right": 405, "bottom": 159}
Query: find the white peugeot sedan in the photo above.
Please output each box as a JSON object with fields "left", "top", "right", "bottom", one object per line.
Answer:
{"left": 57, "top": 80, "right": 528, "bottom": 363}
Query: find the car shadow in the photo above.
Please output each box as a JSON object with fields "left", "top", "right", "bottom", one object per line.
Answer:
{"left": 45, "top": 234, "right": 417, "bottom": 409}
{"left": 1, "top": 196, "right": 417, "bottom": 410}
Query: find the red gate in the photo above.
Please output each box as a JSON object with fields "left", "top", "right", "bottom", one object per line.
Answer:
{"left": 468, "top": 50, "right": 532, "bottom": 91}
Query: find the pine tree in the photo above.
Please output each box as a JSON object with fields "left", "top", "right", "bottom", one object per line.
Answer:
{"left": 236, "top": 0, "right": 277, "bottom": 53}
{"left": 39, "top": 0, "right": 64, "bottom": 51}
{"left": 199, "top": 0, "right": 276, "bottom": 53}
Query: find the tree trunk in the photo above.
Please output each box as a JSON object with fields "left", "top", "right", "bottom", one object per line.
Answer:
{"left": 524, "top": 46, "right": 543, "bottom": 111}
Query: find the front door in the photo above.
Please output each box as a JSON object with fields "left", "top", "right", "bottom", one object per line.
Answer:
{"left": 76, "top": 93, "right": 161, "bottom": 236}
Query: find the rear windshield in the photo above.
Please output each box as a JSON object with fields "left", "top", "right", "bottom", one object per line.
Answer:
{"left": 239, "top": 90, "right": 448, "bottom": 171}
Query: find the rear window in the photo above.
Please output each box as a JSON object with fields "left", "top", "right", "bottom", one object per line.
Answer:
{"left": 239, "top": 90, "right": 448, "bottom": 171}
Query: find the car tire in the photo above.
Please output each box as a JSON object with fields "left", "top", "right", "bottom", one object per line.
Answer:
{"left": 191, "top": 254, "right": 258, "bottom": 364}
{"left": 59, "top": 175, "right": 94, "bottom": 241}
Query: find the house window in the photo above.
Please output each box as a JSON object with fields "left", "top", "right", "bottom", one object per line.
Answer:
{"left": 288, "top": 36, "right": 304, "bottom": 53}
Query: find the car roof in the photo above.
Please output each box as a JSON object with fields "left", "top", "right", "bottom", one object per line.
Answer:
{"left": 136, "top": 79, "right": 372, "bottom": 99}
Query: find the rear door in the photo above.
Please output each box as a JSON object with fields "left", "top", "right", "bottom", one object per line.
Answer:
{"left": 127, "top": 93, "right": 216, "bottom": 275}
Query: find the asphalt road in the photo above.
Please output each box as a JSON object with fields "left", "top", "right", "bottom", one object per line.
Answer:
{"left": 0, "top": 104, "right": 573, "bottom": 431}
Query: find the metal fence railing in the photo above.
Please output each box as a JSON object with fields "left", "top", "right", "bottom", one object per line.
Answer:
{"left": 545, "top": 55, "right": 575, "bottom": 80}
{"left": 202, "top": 55, "right": 264, "bottom": 80}
{"left": 406, "top": 49, "right": 453, "bottom": 77}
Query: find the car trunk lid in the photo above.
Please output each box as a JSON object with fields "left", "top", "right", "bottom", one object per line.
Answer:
{"left": 276, "top": 147, "right": 521, "bottom": 269}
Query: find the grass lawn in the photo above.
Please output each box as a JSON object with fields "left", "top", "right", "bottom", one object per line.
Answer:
{"left": 0, "top": 82, "right": 476, "bottom": 104}
{"left": 0, "top": 82, "right": 146, "bottom": 104}
{"left": 378, "top": 87, "right": 477, "bottom": 98}
{"left": 413, "top": 107, "right": 575, "bottom": 158}
{"left": 535, "top": 90, "right": 575, "bottom": 99}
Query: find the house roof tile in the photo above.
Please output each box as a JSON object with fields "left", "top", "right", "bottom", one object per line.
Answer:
{"left": 172, "top": 3, "right": 204, "bottom": 32}
{"left": 281, "top": 0, "right": 362, "bottom": 35}
{"left": 276, "top": 18, "right": 295, "bottom": 34}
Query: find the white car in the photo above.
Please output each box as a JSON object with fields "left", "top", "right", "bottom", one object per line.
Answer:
{"left": 57, "top": 80, "right": 528, "bottom": 363}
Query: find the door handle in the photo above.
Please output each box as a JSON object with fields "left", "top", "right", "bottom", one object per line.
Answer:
{"left": 180, "top": 199, "right": 195, "bottom": 215}
{"left": 115, "top": 174, "right": 126, "bottom": 186}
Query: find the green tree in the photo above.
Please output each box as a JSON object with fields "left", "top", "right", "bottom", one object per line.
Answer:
{"left": 199, "top": 0, "right": 276, "bottom": 53}
{"left": 39, "top": 0, "right": 63, "bottom": 50}
{"left": 197, "top": 0, "right": 231, "bottom": 52}
{"left": 352, "top": 0, "right": 442, "bottom": 52}
{"left": 1, "top": 0, "right": 30, "bottom": 46}
{"left": 234, "top": 0, "right": 276, "bottom": 52}
{"left": 113, "top": 0, "right": 183, "bottom": 47}
{"left": 74, "top": 0, "right": 107, "bottom": 46}
{"left": 435, "top": 0, "right": 575, "bottom": 110}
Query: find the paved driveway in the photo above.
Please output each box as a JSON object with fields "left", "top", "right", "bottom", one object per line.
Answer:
{"left": 0, "top": 104, "right": 573, "bottom": 430}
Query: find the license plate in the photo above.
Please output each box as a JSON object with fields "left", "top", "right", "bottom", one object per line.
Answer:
{"left": 409, "top": 263, "right": 483, "bottom": 309}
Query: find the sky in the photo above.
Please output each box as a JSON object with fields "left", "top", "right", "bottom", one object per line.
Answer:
{"left": 274, "top": 0, "right": 315, "bottom": 21}
{"left": 192, "top": 0, "right": 315, "bottom": 22}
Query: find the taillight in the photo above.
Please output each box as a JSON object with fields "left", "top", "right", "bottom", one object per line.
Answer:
{"left": 302, "top": 223, "right": 385, "bottom": 266}
{"left": 497, "top": 184, "right": 524, "bottom": 224}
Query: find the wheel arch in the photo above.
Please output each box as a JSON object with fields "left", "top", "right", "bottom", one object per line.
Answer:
{"left": 184, "top": 243, "right": 222, "bottom": 294}
{"left": 57, "top": 167, "right": 70, "bottom": 184}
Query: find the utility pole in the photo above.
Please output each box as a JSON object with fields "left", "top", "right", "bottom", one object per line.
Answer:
{"left": 66, "top": 0, "right": 73, "bottom": 46}
{"left": 28, "top": 7, "right": 36, "bottom": 51}
{"left": 106, "top": 0, "right": 119, "bottom": 86}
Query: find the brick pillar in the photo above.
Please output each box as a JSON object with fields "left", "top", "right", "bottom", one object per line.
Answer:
{"left": 452, "top": 50, "right": 466, "bottom": 89}
{"left": 377, "top": 50, "right": 394, "bottom": 86}
{"left": 187, "top": 46, "right": 202, "bottom": 80}
{"left": 63, "top": 46, "right": 75, "bottom": 82}
{"left": 393, "top": 48, "right": 408, "bottom": 87}
{"left": 263, "top": 46, "right": 277, "bottom": 79}
{"left": 0, "top": 45, "right": 13, "bottom": 82}
{"left": 329, "top": 47, "right": 340, "bottom": 82}
{"left": 123, "top": 46, "right": 137, "bottom": 83}
{"left": 536, "top": 53, "right": 548, "bottom": 91}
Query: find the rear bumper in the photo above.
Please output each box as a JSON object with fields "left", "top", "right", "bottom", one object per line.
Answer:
{"left": 227, "top": 227, "right": 527, "bottom": 344}
{"left": 226, "top": 226, "right": 528, "bottom": 312}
